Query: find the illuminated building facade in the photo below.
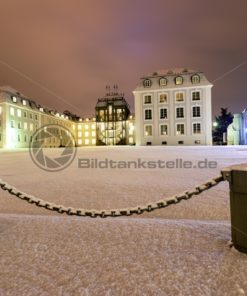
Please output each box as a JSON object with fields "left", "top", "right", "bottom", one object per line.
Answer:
{"left": 133, "top": 68, "right": 213, "bottom": 146}
{"left": 0, "top": 68, "right": 213, "bottom": 149}
{"left": 95, "top": 87, "right": 134, "bottom": 145}
{"left": 0, "top": 86, "right": 134, "bottom": 149}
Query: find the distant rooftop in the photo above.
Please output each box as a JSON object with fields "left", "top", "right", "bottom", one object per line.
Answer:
{"left": 142, "top": 68, "right": 202, "bottom": 78}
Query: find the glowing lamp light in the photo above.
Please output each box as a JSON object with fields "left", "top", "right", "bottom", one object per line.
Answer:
{"left": 213, "top": 121, "right": 218, "bottom": 128}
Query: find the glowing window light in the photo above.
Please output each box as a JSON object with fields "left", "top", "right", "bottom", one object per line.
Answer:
{"left": 5, "top": 127, "right": 17, "bottom": 148}
{"left": 85, "top": 139, "right": 89, "bottom": 145}
{"left": 78, "top": 132, "right": 82, "bottom": 138}
{"left": 30, "top": 123, "right": 34, "bottom": 132}
{"left": 17, "top": 109, "right": 21, "bottom": 117}
{"left": 92, "top": 124, "right": 96, "bottom": 130}
{"left": 129, "top": 137, "right": 133, "bottom": 144}
{"left": 12, "top": 96, "right": 17, "bottom": 103}
{"left": 78, "top": 139, "right": 82, "bottom": 145}
{"left": 24, "top": 122, "right": 28, "bottom": 130}
{"left": 85, "top": 131, "right": 89, "bottom": 137}
{"left": 10, "top": 107, "right": 15, "bottom": 116}
{"left": 92, "top": 139, "right": 96, "bottom": 145}
{"left": 92, "top": 131, "right": 96, "bottom": 137}
{"left": 85, "top": 124, "right": 89, "bottom": 130}
{"left": 22, "top": 100, "right": 27, "bottom": 106}
{"left": 78, "top": 125, "right": 82, "bottom": 130}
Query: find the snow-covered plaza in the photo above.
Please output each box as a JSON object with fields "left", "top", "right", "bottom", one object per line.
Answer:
{"left": 1, "top": 146, "right": 247, "bottom": 296}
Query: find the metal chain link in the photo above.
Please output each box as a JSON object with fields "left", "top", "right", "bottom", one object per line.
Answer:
{"left": 0, "top": 175, "right": 225, "bottom": 218}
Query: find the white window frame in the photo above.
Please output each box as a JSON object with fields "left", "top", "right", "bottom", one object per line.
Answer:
{"left": 159, "top": 124, "right": 169, "bottom": 136}
{"left": 192, "top": 122, "right": 202, "bottom": 135}
{"left": 158, "top": 93, "right": 168, "bottom": 104}
{"left": 143, "top": 79, "right": 152, "bottom": 88}
{"left": 191, "top": 90, "right": 201, "bottom": 101}
{"left": 176, "top": 107, "right": 185, "bottom": 119}
{"left": 192, "top": 106, "right": 201, "bottom": 118}
{"left": 191, "top": 74, "right": 200, "bottom": 84}
{"left": 175, "top": 91, "right": 185, "bottom": 103}
{"left": 159, "top": 107, "right": 168, "bottom": 120}
{"left": 144, "top": 124, "right": 153, "bottom": 137}
{"left": 176, "top": 123, "right": 186, "bottom": 136}
{"left": 159, "top": 77, "right": 167, "bottom": 87}
{"left": 143, "top": 94, "right": 152, "bottom": 105}
{"left": 144, "top": 108, "right": 153, "bottom": 121}
{"left": 175, "top": 76, "right": 183, "bottom": 85}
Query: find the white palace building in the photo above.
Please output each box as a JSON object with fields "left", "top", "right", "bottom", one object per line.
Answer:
{"left": 133, "top": 68, "right": 213, "bottom": 146}
{"left": 0, "top": 68, "right": 213, "bottom": 149}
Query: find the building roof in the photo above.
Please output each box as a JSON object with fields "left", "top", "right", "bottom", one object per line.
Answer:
{"left": 0, "top": 86, "right": 82, "bottom": 122}
{"left": 134, "top": 67, "right": 213, "bottom": 92}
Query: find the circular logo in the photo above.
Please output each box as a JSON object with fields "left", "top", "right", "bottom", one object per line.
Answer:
{"left": 29, "top": 124, "right": 77, "bottom": 172}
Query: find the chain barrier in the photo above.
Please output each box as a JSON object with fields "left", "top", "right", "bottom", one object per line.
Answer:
{"left": 0, "top": 175, "right": 225, "bottom": 218}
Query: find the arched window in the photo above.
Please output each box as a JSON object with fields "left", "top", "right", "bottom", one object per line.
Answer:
{"left": 143, "top": 79, "right": 152, "bottom": 88}
{"left": 175, "top": 76, "right": 183, "bottom": 85}
{"left": 159, "top": 77, "right": 167, "bottom": 86}
{"left": 191, "top": 74, "right": 200, "bottom": 84}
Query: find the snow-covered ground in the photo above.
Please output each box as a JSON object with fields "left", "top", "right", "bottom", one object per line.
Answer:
{"left": 1, "top": 146, "right": 247, "bottom": 296}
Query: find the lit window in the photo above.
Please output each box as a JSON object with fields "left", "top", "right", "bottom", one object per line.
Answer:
{"left": 192, "top": 91, "right": 200, "bottom": 101}
{"left": 30, "top": 123, "right": 34, "bottom": 132}
{"left": 92, "top": 139, "right": 96, "bottom": 145}
{"left": 85, "top": 131, "right": 89, "bottom": 137}
{"left": 12, "top": 96, "right": 17, "bottom": 103}
{"left": 17, "top": 109, "right": 21, "bottom": 117}
{"left": 129, "top": 137, "right": 133, "bottom": 144}
{"left": 144, "top": 109, "right": 152, "bottom": 120}
{"left": 72, "top": 124, "right": 75, "bottom": 130}
{"left": 176, "top": 107, "right": 184, "bottom": 118}
{"left": 143, "top": 79, "right": 151, "bottom": 88}
{"left": 85, "top": 139, "right": 89, "bottom": 145}
{"left": 160, "top": 108, "right": 168, "bottom": 119}
{"left": 192, "top": 106, "right": 201, "bottom": 117}
{"left": 144, "top": 125, "right": 152, "bottom": 136}
{"left": 85, "top": 125, "right": 89, "bottom": 130}
{"left": 159, "top": 77, "right": 167, "bottom": 86}
{"left": 92, "top": 131, "right": 96, "bottom": 137}
{"left": 22, "top": 100, "right": 27, "bottom": 106}
{"left": 193, "top": 123, "right": 201, "bottom": 134}
{"left": 78, "top": 139, "right": 82, "bottom": 145}
{"left": 40, "top": 108, "right": 44, "bottom": 112}
{"left": 78, "top": 125, "right": 82, "bottom": 130}
{"left": 175, "top": 76, "right": 183, "bottom": 85}
{"left": 176, "top": 124, "right": 185, "bottom": 135}
{"left": 160, "top": 124, "right": 168, "bottom": 135}
{"left": 191, "top": 74, "right": 200, "bottom": 84}
{"left": 78, "top": 132, "right": 82, "bottom": 138}
{"left": 92, "top": 124, "right": 96, "bottom": 130}
{"left": 10, "top": 107, "right": 15, "bottom": 116}
{"left": 24, "top": 122, "right": 28, "bottom": 130}
{"left": 176, "top": 92, "right": 184, "bottom": 102}
{"left": 159, "top": 94, "right": 167, "bottom": 103}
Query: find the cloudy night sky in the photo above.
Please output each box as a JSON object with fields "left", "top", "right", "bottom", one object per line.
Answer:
{"left": 0, "top": 0, "right": 246, "bottom": 117}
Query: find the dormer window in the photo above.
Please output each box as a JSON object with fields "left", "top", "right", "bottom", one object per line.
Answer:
{"left": 12, "top": 96, "right": 17, "bottom": 103}
{"left": 22, "top": 99, "right": 27, "bottom": 106}
{"left": 143, "top": 79, "right": 151, "bottom": 88}
{"left": 175, "top": 76, "right": 183, "bottom": 85}
{"left": 40, "top": 107, "right": 44, "bottom": 112}
{"left": 191, "top": 74, "right": 200, "bottom": 84}
{"left": 159, "top": 77, "right": 167, "bottom": 86}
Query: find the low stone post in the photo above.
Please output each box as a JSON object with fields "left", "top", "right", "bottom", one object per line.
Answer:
{"left": 222, "top": 164, "right": 247, "bottom": 253}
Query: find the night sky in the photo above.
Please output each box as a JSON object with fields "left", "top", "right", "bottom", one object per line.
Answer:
{"left": 0, "top": 0, "right": 246, "bottom": 118}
